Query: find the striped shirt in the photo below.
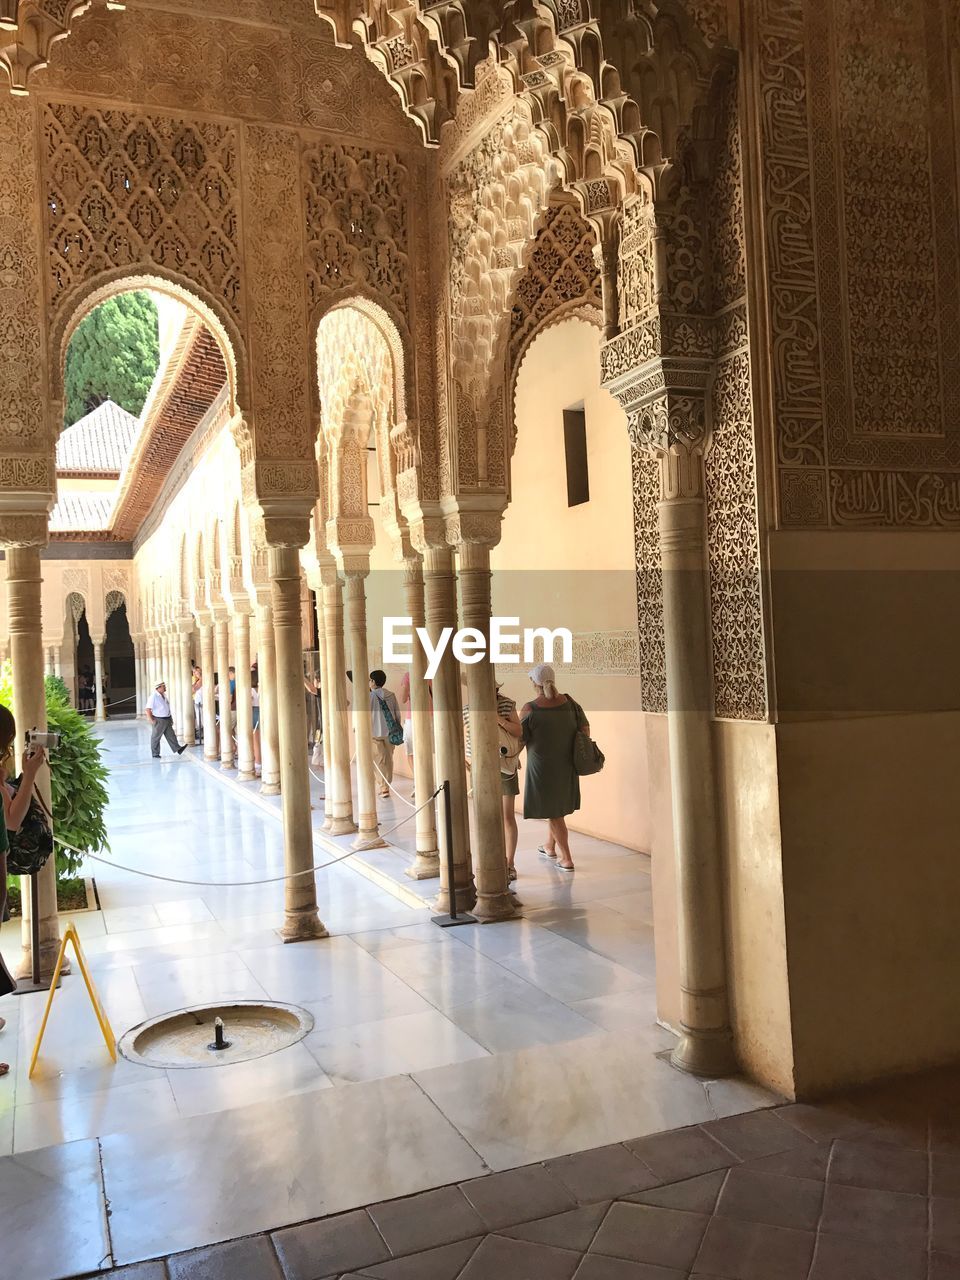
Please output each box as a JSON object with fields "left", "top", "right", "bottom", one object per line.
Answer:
{"left": 462, "top": 694, "right": 516, "bottom": 762}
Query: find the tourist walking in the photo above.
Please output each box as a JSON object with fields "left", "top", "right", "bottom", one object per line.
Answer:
{"left": 0, "top": 704, "right": 50, "bottom": 1073}
{"left": 145, "top": 680, "right": 187, "bottom": 758}
{"left": 521, "top": 663, "right": 590, "bottom": 872}
{"left": 369, "top": 669, "right": 402, "bottom": 798}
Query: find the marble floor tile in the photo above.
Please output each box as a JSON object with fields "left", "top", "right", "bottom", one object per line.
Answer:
{"left": 0, "top": 1137, "right": 109, "bottom": 1280}
{"left": 101, "top": 1073, "right": 487, "bottom": 1264}
{"left": 414, "top": 1031, "right": 717, "bottom": 1171}
{"left": 14, "top": 1075, "right": 180, "bottom": 1153}
{"left": 373, "top": 939, "right": 540, "bottom": 1009}
{"left": 487, "top": 935, "right": 649, "bottom": 1006}
{"left": 442, "top": 982, "right": 601, "bottom": 1054}
{"left": 304, "top": 1008, "right": 489, "bottom": 1084}
{"left": 165, "top": 1041, "right": 333, "bottom": 1117}
{"left": 569, "top": 992, "right": 669, "bottom": 1039}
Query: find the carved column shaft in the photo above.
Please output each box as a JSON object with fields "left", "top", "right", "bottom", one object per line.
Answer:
{"left": 458, "top": 541, "right": 517, "bottom": 921}
{"left": 233, "top": 609, "right": 255, "bottom": 780}
{"left": 268, "top": 545, "right": 326, "bottom": 942}
{"left": 214, "top": 617, "right": 233, "bottom": 768}
{"left": 314, "top": 586, "right": 333, "bottom": 826}
{"left": 255, "top": 602, "right": 281, "bottom": 795}
{"left": 423, "top": 545, "right": 475, "bottom": 913}
{"left": 7, "top": 546, "right": 61, "bottom": 979}
{"left": 322, "top": 577, "right": 356, "bottom": 834}
{"left": 199, "top": 622, "right": 218, "bottom": 762}
{"left": 344, "top": 572, "right": 384, "bottom": 848}
{"left": 179, "top": 629, "right": 196, "bottom": 747}
{"left": 402, "top": 558, "right": 438, "bottom": 878}
{"left": 93, "top": 638, "right": 106, "bottom": 722}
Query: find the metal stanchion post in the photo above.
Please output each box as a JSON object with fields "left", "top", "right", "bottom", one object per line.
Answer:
{"left": 431, "top": 779, "right": 476, "bottom": 929}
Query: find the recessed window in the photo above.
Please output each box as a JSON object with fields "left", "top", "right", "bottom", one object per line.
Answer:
{"left": 563, "top": 404, "right": 589, "bottom": 507}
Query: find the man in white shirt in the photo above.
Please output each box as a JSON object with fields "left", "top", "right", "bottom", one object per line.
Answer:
{"left": 145, "top": 681, "right": 186, "bottom": 759}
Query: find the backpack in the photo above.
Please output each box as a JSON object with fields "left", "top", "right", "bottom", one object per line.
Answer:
{"left": 377, "top": 692, "right": 405, "bottom": 747}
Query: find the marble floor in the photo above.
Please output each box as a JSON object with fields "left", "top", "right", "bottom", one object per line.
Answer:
{"left": 0, "top": 720, "right": 778, "bottom": 1278}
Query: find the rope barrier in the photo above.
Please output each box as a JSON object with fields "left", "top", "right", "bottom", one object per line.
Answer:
{"left": 53, "top": 784, "right": 441, "bottom": 889}
{"left": 372, "top": 756, "right": 416, "bottom": 809}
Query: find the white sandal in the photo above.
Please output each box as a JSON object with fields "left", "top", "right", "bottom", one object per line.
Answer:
{"left": 538, "top": 846, "right": 557, "bottom": 860}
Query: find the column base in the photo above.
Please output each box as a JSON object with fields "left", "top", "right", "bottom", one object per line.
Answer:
{"left": 279, "top": 910, "right": 329, "bottom": 943}
{"left": 321, "top": 813, "right": 333, "bottom": 830}
{"left": 475, "top": 891, "right": 521, "bottom": 923}
{"left": 220, "top": 760, "right": 235, "bottom": 771}
{"left": 203, "top": 751, "right": 219, "bottom": 763}
{"left": 329, "top": 815, "right": 358, "bottom": 835}
{"left": 405, "top": 852, "right": 440, "bottom": 880}
{"left": 15, "top": 940, "right": 71, "bottom": 982}
{"left": 95, "top": 712, "right": 106, "bottom": 723}
{"left": 670, "top": 1025, "right": 738, "bottom": 1079}
{"left": 260, "top": 780, "right": 281, "bottom": 796}
{"left": 435, "top": 882, "right": 477, "bottom": 915}
{"left": 237, "top": 769, "right": 257, "bottom": 782}
{"left": 353, "top": 830, "right": 386, "bottom": 851}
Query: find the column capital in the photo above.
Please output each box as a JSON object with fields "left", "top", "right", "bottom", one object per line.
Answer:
{"left": 0, "top": 511, "right": 49, "bottom": 549}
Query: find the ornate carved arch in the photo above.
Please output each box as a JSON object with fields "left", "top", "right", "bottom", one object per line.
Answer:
{"left": 53, "top": 271, "right": 246, "bottom": 427}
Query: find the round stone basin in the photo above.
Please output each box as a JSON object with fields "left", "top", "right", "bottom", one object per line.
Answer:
{"left": 119, "top": 1001, "right": 314, "bottom": 1069}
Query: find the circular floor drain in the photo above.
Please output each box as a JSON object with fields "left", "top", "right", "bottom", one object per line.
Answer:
{"left": 119, "top": 1000, "right": 314, "bottom": 1069}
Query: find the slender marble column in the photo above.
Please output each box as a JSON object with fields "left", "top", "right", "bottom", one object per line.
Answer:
{"left": 402, "top": 558, "right": 439, "bottom": 879}
{"left": 269, "top": 545, "right": 327, "bottom": 941}
{"left": 321, "top": 575, "right": 356, "bottom": 834}
{"left": 659, "top": 483, "right": 737, "bottom": 1078}
{"left": 52, "top": 646, "right": 61, "bottom": 679}
{"left": 459, "top": 542, "right": 517, "bottom": 921}
{"left": 214, "top": 617, "right": 233, "bottom": 768}
{"left": 7, "top": 547, "right": 62, "bottom": 979}
{"left": 199, "top": 622, "right": 218, "bottom": 761}
{"left": 343, "top": 573, "right": 384, "bottom": 848}
{"left": 93, "top": 639, "right": 106, "bottom": 721}
{"left": 133, "top": 639, "right": 143, "bottom": 717}
{"left": 179, "top": 630, "right": 196, "bottom": 747}
{"left": 255, "top": 601, "right": 281, "bottom": 795}
{"left": 315, "top": 586, "right": 333, "bottom": 828}
{"left": 423, "top": 545, "right": 475, "bottom": 913}
{"left": 233, "top": 609, "right": 255, "bottom": 781}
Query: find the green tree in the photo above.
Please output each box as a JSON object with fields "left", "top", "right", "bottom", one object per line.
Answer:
{"left": 63, "top": 291, "right": 160, "bottom": 428}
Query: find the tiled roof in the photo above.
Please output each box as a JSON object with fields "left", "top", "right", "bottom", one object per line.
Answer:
{"left": 48, "top": 492, "right": 116, "bottom": 534}
{"left": 56, "top": 401, "right": 140, "bottom": 476}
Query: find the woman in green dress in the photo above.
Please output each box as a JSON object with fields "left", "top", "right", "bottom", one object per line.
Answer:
{"left": 520, "top": 663, "right": 590, "bottom": 872}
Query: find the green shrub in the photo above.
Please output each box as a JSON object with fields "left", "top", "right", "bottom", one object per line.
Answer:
{"left": 1, "top": 663, "right": 110, "bottom": 887}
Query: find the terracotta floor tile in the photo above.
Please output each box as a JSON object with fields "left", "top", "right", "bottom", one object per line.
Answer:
{"left": 590, "top": 1202, "right": 708, "bottom": 1271}
{"left": 828, "top": 1138, "right": 928, "bottom": 1194}
{"left": 366, "top": 1185, "right": 483, "bottom": 1256}
{"left": 458, "top": 1235, "right": 580, "bottom": 1280}
{"left": 168, "top": 1238, "right": 282, "bottom": 1280}
{"left": 931, "top": 1252, "right": 960, "bottom": 1280}
{"left": 692, "top": 1216, "right": 814, "bottom": 1280}
{"left": 774, "top": 1104, "right": 867, "bottom": 1145}
{"left": 808, "top": 1233, "right": 927, "bottom": 1280}
{"left": 714, "top": 1166, "right": 823, "bottom": 1232}
{"left": 359, "top": 1237, "right": 482, "bottom": 1279}
{"left": 625, "top": 1127, "right": 739, "bottom": 1183}
{"left": 819, "top": 1182, "right": 927, "bottom": 1248}
{"left": 746, "top": 1143, "right": 830, "bottom": 1182}
{"left": 272, "top": 1209, "right": 389, "bottom": 1280}
{"left": 501, "top": 1202, "right": 610, "bottom": 1253}
{"left": 932, "top": 1197, "right": 960, "bottom": 1257}
{"left": 627, "top": 1170, "right": 727, "bottom": 1214}
{"left": 701, "top": 1111, "right": 812, "bottom": 1162}
{"left": 934, "top": 1153, "right": 960, "bottom": 1198}
{"left": 572, "top": 1255, "right": 686, "bottom": 1279}
{"left": 544, "top": 1144, "right": 661, "bottom": 1203}
{"left": 459, "top": 1165, "right": 577, "bottom": 1230}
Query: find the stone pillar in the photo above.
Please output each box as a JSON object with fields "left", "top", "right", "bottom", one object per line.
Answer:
{"left": 214, "top": 616, "right": 233, "bottom": 768}
{"left": 233, "top": 607, "right": 255, "bottom": 780}
{"left": 402, "top": 557, "right": 439, "bottom": 879}
{"left": 52, "top": 646, "right": 61, "bottom": 679}
{"left": 423, "top": 544, "right": 475, "bottom": 913}
{"left": 269, "top": 545, "right": 327, "bottom": 941}
{"left": 314, "top": 585, "right": 333, "bottom": 827}
{"left": 592, "top": 220, "right": 621, "bottom": 341}
{"left": 133, "top": 638, "right": 143, "bottom": 717}
{"left": 343, "top": 571, "right": 384, "bottom": 849}
{"left": 459, "top": 541, "right": 516, "bottom": 921}
{"left": 321, "top": 573, "right": 356, "bottom": 834}
{"left": 7, "top": 546, "right": 62, "bottom": 979}
{"left": 178, "top": 628, "right": 196, "bottom": 747}
{"left": 199, "top": 621, "right": 218, "bottom": 761}
{"left": 93, "top": 637, "right": 106, "bottom": 721}
{"left": 658, "top": 450, "right": 736, "bottom": 1078}
{"left": 255, "top": 600, "right": 281, "bottom": 795}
